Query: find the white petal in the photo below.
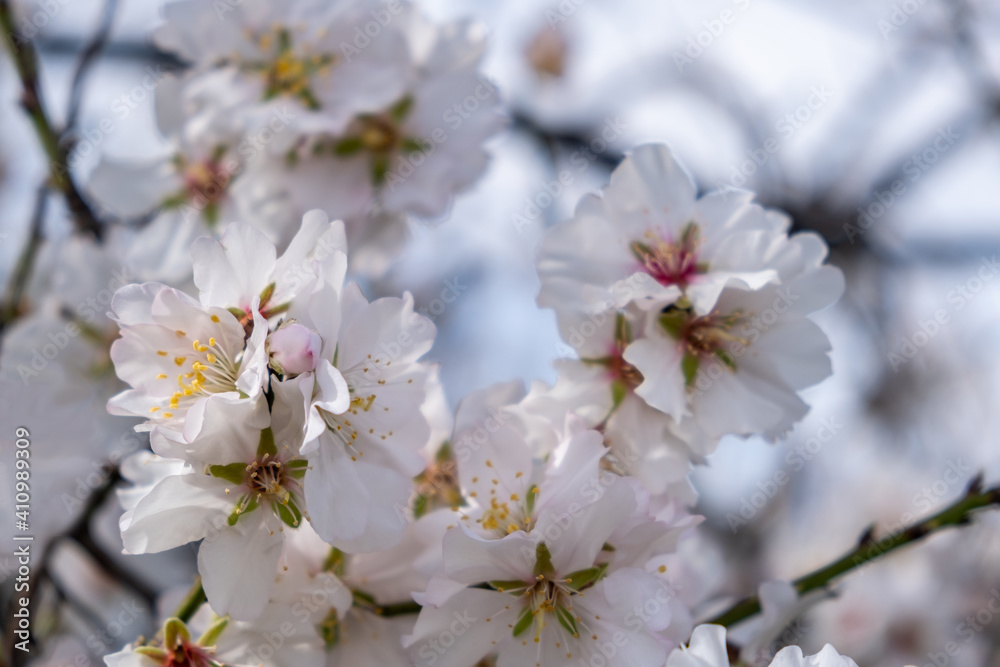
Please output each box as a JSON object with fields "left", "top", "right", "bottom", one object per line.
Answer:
{"left": 120, "top": 473, "right": 231, "bottom": 554}
{"left": 198, "top": 511, "right": 284, "bottom": 621}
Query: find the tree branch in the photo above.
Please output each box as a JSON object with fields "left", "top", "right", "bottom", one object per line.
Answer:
{"left": 704, "top": 476, "right": 1000, "bottom": 628}
{"left": 0, "top": 186, "right": 47, "bottom": 332}
{"left": 0, "top": 0, "right": 102, "bottom": 239}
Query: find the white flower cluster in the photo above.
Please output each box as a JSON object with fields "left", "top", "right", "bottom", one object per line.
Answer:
{"left": 87, "top": 0, "right": 504, "bottom": 279}
{"left": 101, "top": 140, "right": 859, "bottom": 667}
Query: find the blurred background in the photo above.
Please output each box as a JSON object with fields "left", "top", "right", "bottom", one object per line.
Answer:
{"left": 1, "top": 0, "right": 999, "bottom": 665}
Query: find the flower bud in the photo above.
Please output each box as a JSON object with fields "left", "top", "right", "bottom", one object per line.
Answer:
{"left": 268, "top": 323, "right": 322, "bottom": 377}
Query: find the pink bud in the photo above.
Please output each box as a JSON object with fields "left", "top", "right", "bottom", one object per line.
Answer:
{"left": 268, "top": 324, "right": 322, "bottom": 376}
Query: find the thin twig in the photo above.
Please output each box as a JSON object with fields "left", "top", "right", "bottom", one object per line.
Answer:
{"left": 65, "top": 0, "right": 120, "bottom": 133}
{"left": 704, "top": 476, "right": 1000, "bottom": 628}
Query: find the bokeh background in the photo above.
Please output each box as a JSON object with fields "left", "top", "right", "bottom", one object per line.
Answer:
{"left": 1, "top": 0, "right": 1000, "bottom": 665}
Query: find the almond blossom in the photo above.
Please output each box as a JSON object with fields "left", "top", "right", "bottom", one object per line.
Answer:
{"left": 666, "top": 625, "right": 864, "bottom": 667}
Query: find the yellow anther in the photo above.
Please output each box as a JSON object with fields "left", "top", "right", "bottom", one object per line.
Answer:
{"left": 156, "top": 374, "right": 167, "bottom": 380}
{"left": 149, "top": 407, "right": 160, "bottom": 413}
{"left": 206, "top": 354, "right": 217, "bottom": 364}
{"left": 192, "top": 340, "right": 201, "bottom": 352}
{"left": 210, "top": 315, "right": 220, "bottom": 323}
{"left": 156, "top": 350, "right": 167, "bottom": 356}
{"left": 175, "top": 330, "right": 186, "bottom": 337}
{"left": 162, "top": 412, "right": 174, "bottom": 418}
{"left": 209, "top": 337, "right": 216, "bottom": 346}
{"left": 174, "top": 356, "right": 187, "bottom": 366}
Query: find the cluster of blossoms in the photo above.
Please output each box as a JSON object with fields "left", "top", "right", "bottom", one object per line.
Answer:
{"left": 99, "top": 139, "right": 864, "bottom": 667}
{"left": 87, "top": 0, "right": 504, "bottom": 279}
{"left": 7, "top": 1, "right": 875, "bottom": 665}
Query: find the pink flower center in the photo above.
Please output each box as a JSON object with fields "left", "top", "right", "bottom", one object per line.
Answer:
{"left": 631, "top": 222, "right": 704, "bottom": 288}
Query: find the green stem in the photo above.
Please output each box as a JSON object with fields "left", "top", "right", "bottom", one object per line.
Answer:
{"left": 0, "top": 0, "right": 102, "bottom": 239}
{"left": 706, "top": 477, "right": 1000, "bottom": 628}
{"left": 173, "top": 578, "right": 207, "bottom": 623}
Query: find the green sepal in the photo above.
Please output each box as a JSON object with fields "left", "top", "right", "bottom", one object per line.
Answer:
{"left": 197, "top": 616, "right": 230, "bottom": 647}
{"left": 203, "top": 200, "right": 219, "bottom": 228}
{"left": 630, "top": 240, "right": 653, "bottom": 262}
{"left": 134, "top": 646, "right": 169, "bottom": 659}
{"left": 264, "top": 301, "right": 291, "bottom": 317}
{"left": 679, "top": 221, "right": 700, "bottom": 246}
{"left": 512, "top": 606, "right": 533, "bottom": 637}
{"left": 275, "top": 497, "right": 302, "bottom": 528}
{"left": 352, "top": 589, "right": 377, "bottom": 607}
{"left": 610, "top": 380, "right": 628, "bottom": 413}
{"left": 227, "top": 307, "right": 247, "bottom": 321}
{"left": 714, "top": 348, "right": 737, "bottom": 371}
{"left": 401, "top": 137, "right": 427, "bottom": 154}
{"left": 334, "top": 136, "right": 365, "bottom": 157}
{"left": 228, "top": 496, "right": 259, "bottom": 526}
{"left": 372, "top": 154, "right": 390, "bottom": 185}
{"left": 319, "top": 608, "right": 341, "bottom": 648}
{"left": 163, "top": 617, "right": 190, "bottom": 649}
{"left": 659, "top": 309, "right": 689, "bottom": 340}
{"left": 208, "top": 462, "right": 247, "bottom": 486}
{"left": 555, "top": 604, "right": 579, "bottom": 637}
{"left": 563, "top": 563, "right": 608, "bottom": 591}
{"left": 161, "top": 192, "right": 189, "bottom": 210}
{"left": 412, "top": 493, "right": 429, "bottom": 519}
{"left": 435, "top": 441, "right": 453, "bottom": 463}
{"left": 285, "top": 459, "right": 309, "bottom": 480}
{"left": 299, "top": 87, "right": 321, "bottom": 111}
{"left": 533, "top": 542, "right": 555, "bottom": 578}
{"left": 682, "top": 353, "right": 700, "bottom": 387}
{"left": 323, "top": 547, "right": 346, "bottom": 576}
{"left": 276, "top": 28, "right": 292, "bottom": 53}
{"left": 389, "top": 95, "right": 414, "bottom": 122}
{"left": 259, "top": 282, "right": 276, "bottom": 309}
{"left": 614, "top": 311, "right": 633, "bottom": 346}
{"left": 257, "top": 427, "right": 277, "bottom": 458}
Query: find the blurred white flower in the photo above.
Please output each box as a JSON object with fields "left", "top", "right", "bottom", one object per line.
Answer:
{"left": 666, "top": 624, "right": 863, "bottom": 667}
